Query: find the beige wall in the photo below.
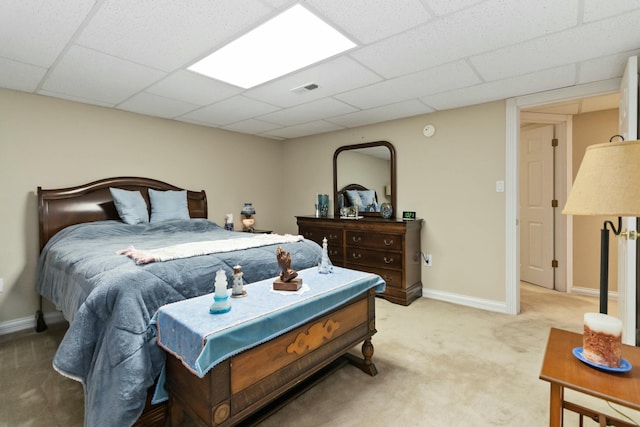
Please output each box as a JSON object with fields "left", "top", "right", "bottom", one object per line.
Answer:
{"left": 571, "top": 108, "right": 620, "bottom": 291}
{"left": 0, "top": 88, "right": 508, "bottom": 327}
{"left": 280, "top": 101, "right": 507, "bottom": 302}
{"left": 0, "top": 88, "right": 285, "bottom": 324}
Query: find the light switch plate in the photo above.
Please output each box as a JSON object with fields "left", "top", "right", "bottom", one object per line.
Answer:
{"left": 496, "top": 180, "right": 505, "bottom": 192}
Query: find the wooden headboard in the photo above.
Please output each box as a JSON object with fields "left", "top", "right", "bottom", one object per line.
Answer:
{"left": 37, "top": 176, "right": 208, "bottom": 251}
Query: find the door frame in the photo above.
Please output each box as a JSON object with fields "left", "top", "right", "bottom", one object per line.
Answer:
{"left": 505, "top": 79, "right": 621, "bottom": 314}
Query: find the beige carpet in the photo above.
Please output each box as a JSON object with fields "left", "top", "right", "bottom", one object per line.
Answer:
{"left": 1, "top": 284, "right": 638, "bottom": 426}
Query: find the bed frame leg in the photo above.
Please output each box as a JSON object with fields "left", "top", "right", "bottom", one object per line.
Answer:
{"left": 343, "top": 337, "right": 378, "bottom": 376}
{"left": 35, "top": 296, "right": 48, "bottom": 332}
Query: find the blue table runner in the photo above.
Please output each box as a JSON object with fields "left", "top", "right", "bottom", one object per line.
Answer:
{"left": 154, "top": 266, "right": 385, "bottom": 378}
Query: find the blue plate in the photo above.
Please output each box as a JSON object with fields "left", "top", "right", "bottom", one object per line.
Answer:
{"left": 572, "top": 347, "right": 632, "bottom": 372}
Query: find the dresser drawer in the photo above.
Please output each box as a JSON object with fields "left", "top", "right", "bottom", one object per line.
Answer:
{"left": 345, "top": 247, "right": 402, "bottom": 270}
{"left": 345, "top": 231, "right": 402, "bottom": 251}
{"left": 344, "top": 264, "right": 402, "bottom": 289}
{"left": 300, "top": 226, "right": 343, "bottom": 246}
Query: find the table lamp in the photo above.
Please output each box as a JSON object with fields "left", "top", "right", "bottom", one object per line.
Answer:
{"left": 241, "top": 202, "right": 256, "bottom": 232}
{"left": 562, "top": 139, "right": 640, "bottom": 314}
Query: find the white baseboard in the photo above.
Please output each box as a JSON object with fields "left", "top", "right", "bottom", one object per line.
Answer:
{"left": 422, "top": 287, "right": 508, "bottom": 314}
{"left": 0, "top": 311, "right": 65, "bottom": 336}
{"left": 569, "top": 286, "right": 619, "bottom": 300}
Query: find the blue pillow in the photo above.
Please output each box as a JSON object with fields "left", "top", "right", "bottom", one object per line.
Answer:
{"left": 148, "top": 189, "right": 189, "bottom": 223}
{"left": 345, "top": 190, "right": 360, "bottom": 206}
{"left": 345, "top": 189, "right": 377, "bottom": 208}
{"left": 357, "top": 190, "right": 377, "bottom": 207}
{"left": 109, "top": 188, "right": 149, "bottom": 225}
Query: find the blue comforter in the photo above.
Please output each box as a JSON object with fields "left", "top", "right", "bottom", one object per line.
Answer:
{"left": 36, "top": 219, "right": 322, "bottom": 427}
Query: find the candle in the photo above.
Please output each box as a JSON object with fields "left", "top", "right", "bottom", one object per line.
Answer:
{"left": 583, "top": 312, "right": 622, "bottom": 367}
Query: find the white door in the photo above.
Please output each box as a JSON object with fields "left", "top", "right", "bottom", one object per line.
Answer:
{"left": 520, "top": 125, "right": 555, "bottom": 289}
{"left": 618, "top": 55, "right": 638, "bottom": 345}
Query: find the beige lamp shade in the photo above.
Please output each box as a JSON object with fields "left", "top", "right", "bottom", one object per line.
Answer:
{"left": 563, "top": 140, "right": 640, "bottom": 216}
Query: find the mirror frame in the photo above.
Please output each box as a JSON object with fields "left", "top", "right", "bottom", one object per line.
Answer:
{"left": 333, "top": 140, "right": 396, "bottom": 218}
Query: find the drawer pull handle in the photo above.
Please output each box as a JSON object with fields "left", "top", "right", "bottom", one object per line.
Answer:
{"left": 383, "top": 275, "right": 393, "bottom": 283}
{"left": 383, "top": 239, "right": 394, "bottom": 246}
{"left": 352, "top": 236, "right": 362, "bottom": 243}
{"left": 383, "top": 257, "right": 394, "bottom": 264}
{"left": 330, "top": 250, "right": 339, "bottom": 256}
{"left": 330, "top": 234, "right": 338, "bottom": 240}
{"left": 351, "top": 253, "right": 362, "bottom": 260}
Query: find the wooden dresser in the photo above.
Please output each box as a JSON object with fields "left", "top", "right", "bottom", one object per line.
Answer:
{"left": 297, "top": 215, "right": 423, "bottom": 306}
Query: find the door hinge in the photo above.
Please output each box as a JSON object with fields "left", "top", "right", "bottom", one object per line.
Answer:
{"left": 551, "top": 199, "right": 558, "bottom": 208}
{"left": 551, "top": 138, "right": 558, "bottom": 147}
{"left": 552, "top": 259, "right": 558, "bottom": 268}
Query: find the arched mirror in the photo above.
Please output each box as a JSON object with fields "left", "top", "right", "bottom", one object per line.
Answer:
{"left": 333, "top": 140, "right": 396, "bottom": 218}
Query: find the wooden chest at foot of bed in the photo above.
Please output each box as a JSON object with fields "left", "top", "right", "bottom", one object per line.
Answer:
{"left": 165, "top": 290, "right": 377, "bottom": 427}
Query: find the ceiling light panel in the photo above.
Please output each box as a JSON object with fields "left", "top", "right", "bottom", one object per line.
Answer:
{"left": 188, "top": 4, "right": 356, "bottom": 88}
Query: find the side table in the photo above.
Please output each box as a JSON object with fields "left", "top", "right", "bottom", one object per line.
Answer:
{"left": 539, "top": 328, "right": 640, "bottom": 426}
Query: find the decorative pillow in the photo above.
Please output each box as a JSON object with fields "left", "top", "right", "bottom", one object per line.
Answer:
{"left": 109, "top": 188, "right": 149, "bottom": 225}
{"left": 148, "top": 189, "right": 190, "bottom": 223}
{"left": 357, "top": 190, "right": 377, "bottom": 208}
{"left": 345, "top": 190, "right": 360, "bottom": 206}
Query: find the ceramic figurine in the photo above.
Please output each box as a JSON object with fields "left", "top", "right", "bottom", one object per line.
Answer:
{"left": 210, "top": 269, "right": 231, "bottom": 314}
{"left": 273, "top": 246, "right": 303, "bottom": 291}
{"left": 231, "top": 265, "right": 246, "bottom": 297}
{"left": 224, "top": 213, "right": 234, "bottom": 231}
{"left": 318, "top": 237, "right": 333, "bottom": 274}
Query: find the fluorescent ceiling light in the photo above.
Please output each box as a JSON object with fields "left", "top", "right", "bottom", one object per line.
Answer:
{"left": 188, "top": 4, "right": 356, "bottom": 89}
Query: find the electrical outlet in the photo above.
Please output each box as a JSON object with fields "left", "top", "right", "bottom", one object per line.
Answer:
{"left": 422, "top": 253, "right": 432, "bottom": 267}
{"left": 0, "top": 278, "right": 3, "bottom": 292}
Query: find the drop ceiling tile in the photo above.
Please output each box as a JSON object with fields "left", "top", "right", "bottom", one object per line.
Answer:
{"left": 243, "top": 56, "right": 382, "bottom": 108}
{"left": 117, "top": 92, "right": 199, "bottom": 119}
{"left": 578, "top": 49, "right": 640, "bottom": 84}
{"left": 526, "top": 103, "right": 581, "bottom": 116}
{"left": 180, "top": 96, "right": 280, "bottom": 126}
{"left": 470, "top": 9, "right": 640, "bottom": 82}
{"left": 580, "top": 93, "right": 619, "bottom": 112}
{"left": 335, "top": 60, "right": 480, "bottom": 109}
{"left": 306, "top": 0, "right": 432, "bottom": 43}
{"left": 146, "top": 71, "right": 243, "bottom": 106}
{"left": 327, "top": 100, "right": 434, "bottom": 128}
{"left": 222, "top": 119, "right": 283, "bottom": 134}
{"left": 424, "top": 0, "right": 489, "bottom": 16}
{"left": 37, "top": 90, "right": 115, "bottom": 108}
{"left": 421, "top": 65, "right": 576, "bottom": 110}
{"left": 0, "top": 57, "right": 47, "bottom": 92}
{"left": 262, "top": 120, "right": 344, "bottom": 139}
{"left": 0, "top": 0, "right": 95, "bottom": 67}
{"left": 76, "top": 0, "right": 272, "bottom": 72}
{"left": 583, "top": 0, "right": 640, "bottom": 22}
{"left": 41, "top": 45, "right": 165, "bottom": 105}
{"left": 258, "top": 98, "right": 358, "bottom": 126}
{"left": 350, "top": 0, "right": 579, "bottom": 78}
{"left": 260, "top": 0, "right": 290, "bottom": 7}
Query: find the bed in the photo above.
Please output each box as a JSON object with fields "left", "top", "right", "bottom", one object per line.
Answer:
{"left": 35, "top": 177, "right": 323, "bottom": 427}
